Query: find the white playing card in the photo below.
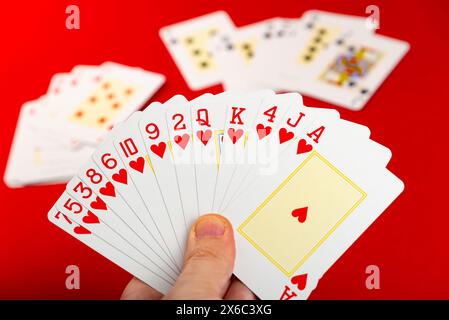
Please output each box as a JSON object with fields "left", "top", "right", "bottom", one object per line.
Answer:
{"left": 212, "top": 90, "right": 275, "bottom": 212}
{"left": 217, "top": 92, "right": 302, "bottom": 212}
{"left": 113, "top": 112, "right": 184, "bottom": 268}
{"left": 33, "top": 68, "right": 103, "bottom": 147}
{"left": 160, "top": 11, "right": 235, "bottom": 90}
{"left": 34, "top": 63, "right": 165, "bottom": 145}
{"left": 279, "top": 32, "right": 410, "bottom": 110}
{"left": 138, "top": 100, "right": 189, "bottom": 252}
{"left": 48, "top": 205, "right": 172, "bottom": 295}
{"left": 245, "top": 10, "right": 375, "bottom": 92}
{"left": 221, "top": 113, "right": 393, "bottom": 216}
{"left": 4, "top": 99, "right": 94, "bottom": 187}
{"left": 64, "top": 176, "right": 178, "bottom": 280}
{"left": 190, "top": 92, "right": 232, "bottom": 214}
{"left": 165, "top": 95, "right": 199, "bottom": 225}
{"left": 220, "top": 102, "right": 340, "bottom": 213}
{"left": 92, "top": 125, "right": 178, "bottom": 269}
{"left": 223, "top": 109, "right": 404, "bottom": 299}
{"left": 76, "top": 159, "right": 179, "bottom": 272}
{"left": 210, "top": 18, "right": 299, "bottom": 91}
{"left": 54, "top": 191, "right": 176, "bottom": 283}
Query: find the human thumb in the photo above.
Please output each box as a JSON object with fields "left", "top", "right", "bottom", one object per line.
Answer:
{"left": 164, "top": 214, "right": 235, "bottom": 299}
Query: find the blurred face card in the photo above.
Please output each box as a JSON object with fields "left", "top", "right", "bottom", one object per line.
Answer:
{"left": 247, "top": 10, "right": 374, "bottom": 91}
{"left": 160, "top": 11, "right": 235, "bottom": 90}
{"left": 295, "top": 10, "right": 371, "bottom": 64}
{"left": 299, "top": 33, "right": 410, "bottom": 110}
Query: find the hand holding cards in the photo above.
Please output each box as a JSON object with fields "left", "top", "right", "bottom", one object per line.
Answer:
{"left": 48, "top": 90, "right": 404, "bottom": 299}
{"left": 161, "top": 10, "right": 409, "bottom": 110}
{"left": 4, "top": 62, "right": 165, "bottom": 187}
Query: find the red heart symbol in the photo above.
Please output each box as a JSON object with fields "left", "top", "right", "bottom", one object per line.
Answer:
{"left": 256, "top": 124, "right": 272, "bottom": 140}
{"left": 228, "top": 128, "right": 244, "bottom": 144}
{"left": 279, "top": 128, "right": 294, "bottom": 144}
{"left": 90, "top": 196, "right": 107, "bottom": 211}
{"left": 112, "top": 169, "right": 127, "bottom": 185}
{"left": 174, "top": 133, "right": 190, "bottom": 150}
{"left": 291, "top": 207, "right": 308, "bottom": 223}
{"left": 291, "top": 274, "right": 308, "bottom": 291}
{"left": 296, "top": 139, "right": 313, "bottom": 155}
{"left": 197, "top": 129, "right": 212, "bottom": 146}
{"left": 82, "top": 211, "right": 100, "bottom": 224}
{"left": 129, "top": 157, "right": 145, "bottom": 173}
{"left": 150, "top": 142, "right": 166, "bottom": 158}
{"left": 74, "top": 225, "right": 91, "bottom": 235}
{"left": 99, "top": 182, "right": 116, "bottom": 197}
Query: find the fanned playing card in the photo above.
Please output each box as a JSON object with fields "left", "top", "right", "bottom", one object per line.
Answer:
{"left": 48, "top": 89, "right": 404, "bottom": 299}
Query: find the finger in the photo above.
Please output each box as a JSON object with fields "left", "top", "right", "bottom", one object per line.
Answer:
{"left": 224, "top": 278, "right": 257, "bottom": 300}
{"left": 164, "top": 214, "right": 235, "bottom": 300}
{"left": 120, "top": 277, "right": 163, "bottom": 300}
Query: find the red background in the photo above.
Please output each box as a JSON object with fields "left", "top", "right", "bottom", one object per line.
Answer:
{"left": 1, "top": 0, "right": 448, "bottom": 299}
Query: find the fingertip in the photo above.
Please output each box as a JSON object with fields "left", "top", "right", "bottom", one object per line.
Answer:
{"left": 166, "top": 213, "right": 236, "bottom": 299}
{"left": 192, "top": 213, "right": 233, "bottom": 240}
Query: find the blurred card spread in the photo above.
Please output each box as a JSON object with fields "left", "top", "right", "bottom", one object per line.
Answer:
{"left": 4, "top": 62, "right": 165, "bottom": 188}
{"left": 160, "top": 10, "right": 409, "bottom": 110}
{"left": 48, "top": 89, "right": 404, "bottom": 299}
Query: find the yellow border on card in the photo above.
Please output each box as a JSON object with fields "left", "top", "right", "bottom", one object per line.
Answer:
{"left": 214, "top": 130, "right": 249, "bottom": 168}
{"left": 214, "top": 129, "right": 224, "bottom": 169}
{"left": 237, "top": 151, "right": 367, "bottom": 276}
{"left": 145, "top": 155, "right": 155, "bottom": 174}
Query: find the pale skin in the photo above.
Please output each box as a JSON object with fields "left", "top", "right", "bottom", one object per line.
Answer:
{"left": 121, "top": 214, "right": 256, "bottom": 300}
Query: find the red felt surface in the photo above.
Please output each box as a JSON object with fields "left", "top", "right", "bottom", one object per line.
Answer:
{"left": 0, "top": 0, "right": 448, "bottom": 299}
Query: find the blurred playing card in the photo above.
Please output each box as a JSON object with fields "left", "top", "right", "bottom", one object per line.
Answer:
{"left": 4, "top": 62, "right": 165, "bottom": 188}
{"left": 164, "top": 10, "right": 408, "bottom": 111}
{"left": 160, "top": 11, "right": 235, "bottom": 90}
